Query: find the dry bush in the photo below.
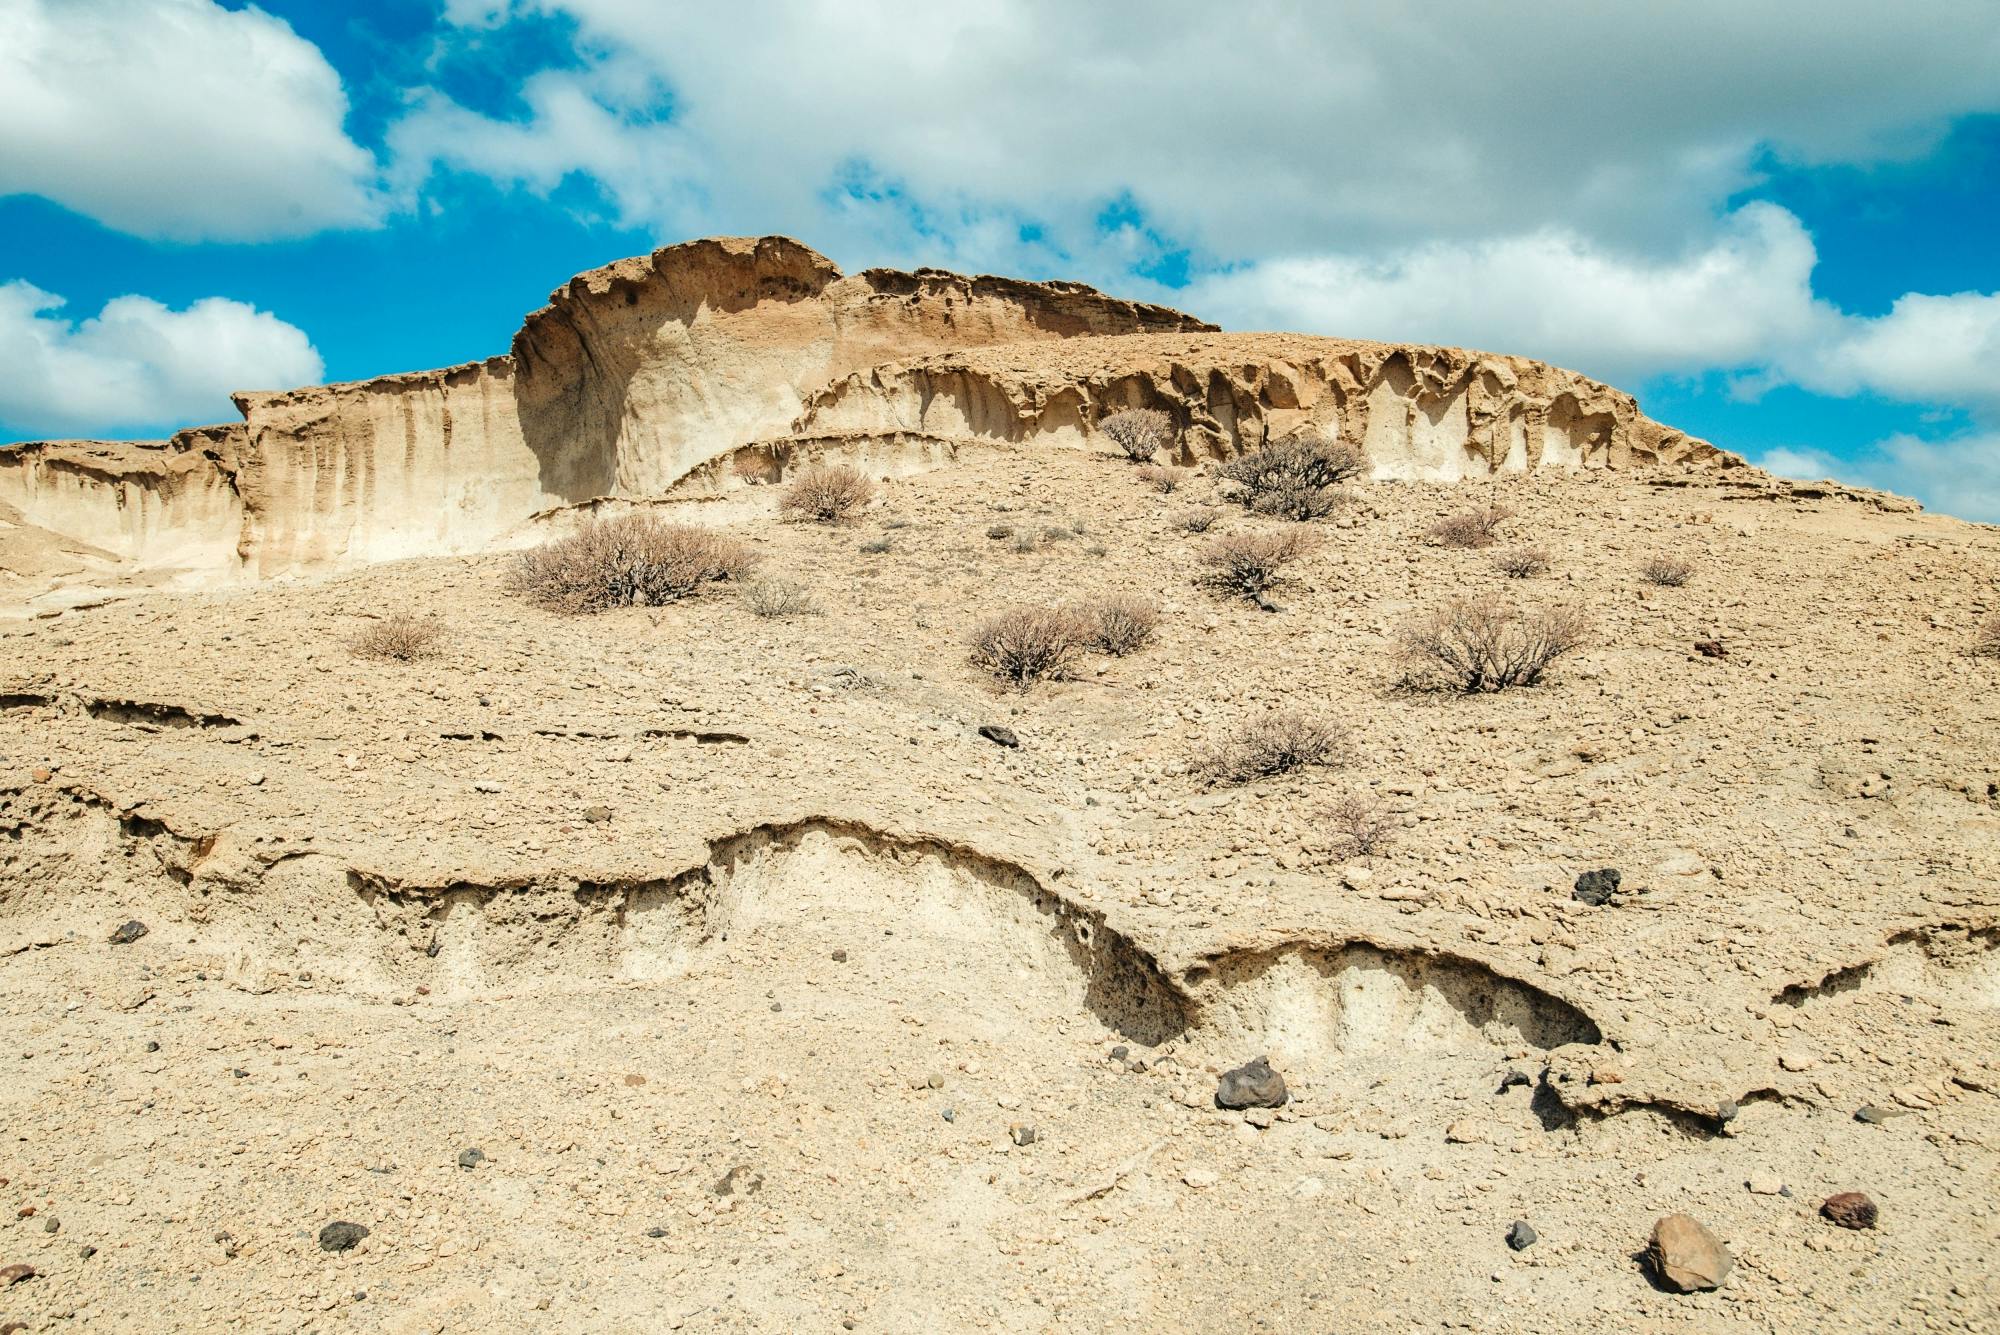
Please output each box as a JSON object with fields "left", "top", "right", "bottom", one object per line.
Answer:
{"left": 1493, "top": 545, "right": 1551, "bottom": 579}
{"left": 1180, "top": 506, "right": 1220, "bottom": 533}
{"left": 1219, "top": 431, "right": 1364, "bottom": 521}
{"left": 1638, "top": 553, "right": 1696, "bottom": 587}
{"left": 1427, "top": 502, "right": 1514, "bottom": 548}
{"left": 744, "top": 578, "right": 820, "bottom": 619}
{"left": 1397, "top": 596, "right": 1590, "bottom": 692}
{"left": 1199, "top": 712, "right": 1349, "bottom": 786}
{"left": 350, "top": 614, "right": 445, "bottom": 661}
{"left": 1100, "top": 407, "right": 1175, "bottom": 462}
{"left": 780, "top": 464, "right": 874, "bottom": 523}
{"left": 969, "top": 606, "right": 1091, "bottom": 686}
{"left": 1078, "top": 595, "right": 1160, "bottom": 655}
{"left": 1136, "top": 464, "right": 1180, "bottom": 494}
{"left": 508, "top": 514, "right": 756, "bottom": 613}
{"left": 1975, "top": 614, "right": 2000, "bottom": 658}
{"left": 1200, "top": 529, "right": 1317, "bottom": 596}
{"left": 1323, "top": 791, "right": 1397, "bottom": 859}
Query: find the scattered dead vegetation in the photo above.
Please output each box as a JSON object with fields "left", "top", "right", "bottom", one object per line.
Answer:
{"left": 1200, "top": 529, "right": 1317, "bottom": 597}
{"left": 744, "top": 578, "right": 821, "bottom": 619}
{"left": 1100, "top": 407, "right": 1175, "bottom": 463}
{"left": 1493, "top": 545, "right": 1551, "bottom": 579}
{"left": 969, "top": 606, "right": 1091, "bottom": 686}
{"left": 1198, "top": 711, "right": 1349, "bottom": 785}
{"left": 1426, "top": 503, "right": 1514, "bottom": 548}
{"left": 1179, "top": 507, "right": 1220, "bottom": 533}
{"left": 1397, "top": 596, "right": 1591, "bottom": 692}
{"left": 781, "top": 464, "right": 875, "bottom": 523}
{"left": 508, "top": 514, "right": 757, "bottom": 613}
{"left": 1323, "top": 791, "right": 1398, "bottom": 859}
{"left": 1136, "top": 465, "right": 1180, "bottom": 493}
{"left": 1975, "top": 613, "right": 2000, "bottom": 657}
{"left": 1078, "top": 595, "right": 1160, "bottom": 655}
{"left": 1219, "top": 431, "right": 1363, "bottom": 521}
{"left": 1639, "top": 554, "right": 1697, "bottom": 587}
{"left": 350, "top": 614, "right": 446, "bottom": 661}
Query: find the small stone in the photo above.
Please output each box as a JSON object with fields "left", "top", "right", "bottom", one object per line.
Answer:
{"left": 29, "top": 765, "right": 51, "bottom": 784}
{"left": 1693, "top": 640, "right": 1727, "bottom": 658}
{"left": 1243, "top": 1107, "right": 1277, "bottom": 1130}
{"left": 40, "top": 1218, "right": 57, "bottom": 1234}
{"left": 940, "top": 1108, "right": 955, "bottom": 1123}
{"left": 1444, "top": 1119, "right": 1488, "bottom": 1144}
{"left": 977, "top": 725, "right": 1020, "bottom": 749}
{"left": 457, "top": 1148, "right": 485, "bottom": 1170}
{"left": 317, "top": 1221, "right": 369, "bottom": 1253}
{"left": 1778, "top": 1051, "right": 1816, "bottom": 1072}
{"left": 1182, "top": 1168, "right": 1218, "bottom": 1189}
{"left": 1572, "top": 869, "right": 1621, "bottom": 906}
{"left": 472, "top": 780, "right": 502, "bottom": 793}
{"left": 78, "top": 1245, "right": 97, "bottom": 1260}
{"left": 1715, "top": 1098, "right": 1739, "bottom": 1123}
{"left": 1215, "top": 1056, "right": 1288, "bottom": 1110}
{"left": 1008, "top": 1124, "right": 1038, "bottom": 1147}
{"left": 583, "top": 806, "right": 613, "bottom": 824}
{"left": 144, "top": 1041, "right": 159, "bottom": 1053}
{"left": 1109, "top": 1045, "right": 1129, "bottom": 1061}
{"left": 1820, "top": 1192, "right": 1878, "bottom": 1230}
{"left": 623, "top": 1073, "right": 647, "bottom": 1087}
{"left": 1505, "top": 1221, "right": 1537, "bottom": 1251}
{"left": 926, "top": 1073, "right": 945, "bottom": 1089}
{"left": 1746, "top": 1172, "right": 1784, "bottom": 1195}
{"left": 831, "top": 949, "right": 847, "bottom": 962}
{"left": 108, "top": 919, "right": 149, "bottom": 945}
{"left": 1645, "top": 1213, "right": 1732, "bottom": 1293}
{"left": 644, "top": 1226, "right": 667, "bottom": 1238}
{"left": 1854, "top": 1104, "right": 1906, "bottom": 1125}
{"left": 0, "top": 1263, "right": 34, "bottom": 1286}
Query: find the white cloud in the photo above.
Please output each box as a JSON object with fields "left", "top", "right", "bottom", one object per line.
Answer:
{"left": 0, "top": 282, "right": 323, "bottom": 437}
{"left": 1786, "top": 291, "right": 2000, "bottom": 414}
{"left": 0, "top": 0, "right": 381, "bottom": 241}
{"left": 1759, "top": 434, "right": 2000, "bottom": 523}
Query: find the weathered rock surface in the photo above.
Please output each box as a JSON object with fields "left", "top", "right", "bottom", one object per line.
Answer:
{"left": 1646, "top": 1213, "right": 1733, "bottom": 1292}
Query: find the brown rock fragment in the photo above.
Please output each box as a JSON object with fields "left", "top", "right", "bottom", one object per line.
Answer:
{"left": 1821, "top": 1192, "right": 1878, "bottom": 1230}
{"left": 1645, "top": 1213, "right": 1732, "bottom": 1293}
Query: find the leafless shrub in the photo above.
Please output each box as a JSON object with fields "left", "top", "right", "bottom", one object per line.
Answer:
{"left": 508, "top": 514, "right": 757, "bottom": 613}
{"left": 1200, "top": 529, "right": 1317, "bottom": 596}
{"left": 1078, "top": 595, "right": 1160, "bottom": 655}
{"left": 744, "top": 578, "right": 821, "bottom": 619}
{"left": 969, "top": 606, "right": 1091, "bottom": 686}
{"left": 350, "top": 614, "right": 445, "bottom": 661}
{"left": 1427, "top": 503, "right": 1514, "bottom": 548}
{"left": 1493, "top": 545, "right": 1551, "bottom": 579}
{"left": 781, "top": 464, "right": 875, "bottom": 523}
{"left": 1198, "top": 712, "right": 1349, "bottom": 786}
{"left": 859, "top": 536, "right": 894, "bottom": 554}
{"left": 1136, "top": 464, "right": 1180, "bottom": 494}
{"left": 1011, "top": 531, "right": 1040, "bottom": 555}
{"left": 1975, "top": 613, "right": 2000, "bottom": 658}
{"left": 1323, "top": 791, "right": 1398, "bottom": 859}
{"left": 1100, "top": 407, "right": 1175, "bottom": 463}
{"left": 1397, "top": 596, "right": 1591, "bottom": 692}
{"left": 1219, "top": 431, "right": 1364, "bottom": 521}
{"left": 1179, "top": 506, "right": 1220, "bottom": 533}
{"left": 1638, "top": 553, "right": 1696, "bottom": 587}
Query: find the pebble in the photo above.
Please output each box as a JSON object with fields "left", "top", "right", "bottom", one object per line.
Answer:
{"left": 1007, "top": 1124, "right": 1038, "bottom": 1147}
{"left": 1182, "top": 1168, "right": 1219, "bottom": 1190}
{"left": 583, "top": 806, "right": 613, "bottom": 823}
{"left": 108, "top": 919, "right": 149, "bottom": 945}
{"left": 1645, "top": 1213, "right": 1732, "bottom": 1293}
{"left": 0, "top": 1264, "right": 34, "bottom": 1286}
{"left": 1821, "top": 1192, "right": 1878, "bottom": 1230}
{"left": 1505, "top": 1221, "right": 1537, "bottom": 1251}
{"left": 977, "top": 725, "right": 1020, "bottom": 748}
{"left": 1746, "top": 1171, "right": 1785, "bottom": 1195}
{"left": 1215, "top": 1056, "right": 1288, "bottom": 1109}
{"left": 1572, "top": 869, "right": 1620, "bottom": 907}
{"left": 457, "top": 1148, "right": 486, "bottom": 1170}
{"left": 317, "top": 1222, "right": 370, "bottom": 1253}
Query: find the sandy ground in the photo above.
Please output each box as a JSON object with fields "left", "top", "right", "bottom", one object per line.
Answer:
{"left": 1, "top": 449, "right": 1997, "bottom": 1332}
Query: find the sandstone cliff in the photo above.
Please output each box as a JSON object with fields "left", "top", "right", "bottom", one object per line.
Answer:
{"left": 0, "top": 235, "right": 1735, "bottom": 588}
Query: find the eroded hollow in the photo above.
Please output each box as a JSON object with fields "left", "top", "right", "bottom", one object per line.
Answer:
{"left": 1776, "top": 924, "right": 2000, "bottom": 1011}
{"left": 1182, "top": 942, "right": 1602, "bottom": 1070}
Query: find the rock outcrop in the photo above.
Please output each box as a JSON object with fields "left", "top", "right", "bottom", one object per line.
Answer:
{"left": 0, "top": 234, "right": 1732, "bottom": 591}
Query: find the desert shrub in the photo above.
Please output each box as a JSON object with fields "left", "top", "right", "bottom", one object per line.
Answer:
{"left": 744, "top": 578, "right": 821, "bottom": 619}
{"left": 1078, "top": 595, "right": 1160, "bottom": 655}
{"left": 859, "top": 536, "right": 894, "bottom": 554}
{"left": 1199, "top": 712, "right": 1349, "bottom": 786}
{"left": 1975, "top": 614, "right": 2000, "bottom": 658}
{"left": 1180, "top": 506, "right": 1220, "bottom": 533}
{"left": 508, "top": 515, "right": 756, "bottom": 613}
{"left": 1323, "top": 791, "right": 1397, "bottom": 859}
{"left": 1638, "top": 554, "right": 1696, "bottom": 587}
{"left": 1136, "top": 464, "right": 1180, "bottom": 494}
{"left": 1200, "top": 529, "right": 1317, "bottom": 596}
{"left": 1219, "top": 431, "right": 1364, "bottom": 521}
{"left": 1100, "top": 407, "right": 1175, "bottom": 463}
{"left": 781, "top": 464, "right": 874, "bottom": 523}
{"left": 1427, "top": 503, "right": 1513, "bottom": 548}
{"left": 1493, "top": 545, "right": 1551, "bottom": 579}
{"left": 1397, "top": 596, "right": 1591, "bottom": 692}
{"left": 1011, "top": 531, "right": 1040, "bottom": 554}
{"left": 969, "top": 606, "right": 1091, "bottom": 686}
{"left": 351, "top": 614, "right": 445, "bottom": 661}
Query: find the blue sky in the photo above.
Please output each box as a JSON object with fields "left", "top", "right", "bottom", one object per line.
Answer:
{"left": 3, "top": 1, "right": 1998, "bottom": 520}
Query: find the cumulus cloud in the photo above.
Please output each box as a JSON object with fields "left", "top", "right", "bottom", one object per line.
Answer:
{"left": 1785, "top": 291, "right": 2000, "bottom": 414}
{"left": 1759, "top": 434, "right": 2000, "bottom": 523}
{"left": 0, "top": 0, "right": 381, "bottom": 241}
{"left": 0, "top": 282, "right": 323, "bottom": 437}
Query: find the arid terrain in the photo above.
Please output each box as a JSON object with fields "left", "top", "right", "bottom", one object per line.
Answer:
{"left": 1, "top": 239, "right": 1996, "bottom": 1333}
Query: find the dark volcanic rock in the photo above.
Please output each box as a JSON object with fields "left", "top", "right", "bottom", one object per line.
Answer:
{"left": 1821, "top": 1192, "right": 1878, "bottom": 1230}
{"left": 1572, "top": 869, "right": 1621, "bottom": 906}
{"left": 317, "top": 1221, "right": 370, "bottom": 1253}
{"left": 108, "top": 919, "right": 149, "bottom": 945}
{"left": 1505, "top": 1220, "right": 1537, "bottom": 1251}
{"left": 978, "top": 725, "right": 1021, "bottom": 749}
{"left": 1215, "top": 1056, "right": 1289, "bottom": 1110}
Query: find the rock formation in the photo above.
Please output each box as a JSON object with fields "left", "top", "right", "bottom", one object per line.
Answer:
{"left": 0, "top": 234, "right": 1731, "bottom": 593}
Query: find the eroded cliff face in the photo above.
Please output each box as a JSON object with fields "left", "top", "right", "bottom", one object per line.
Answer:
{"left": 787, "top": 334, "right": 1728, "bottom": 480}
{"left": 0, "top": 235, "right": 1737, "bottom": 591}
